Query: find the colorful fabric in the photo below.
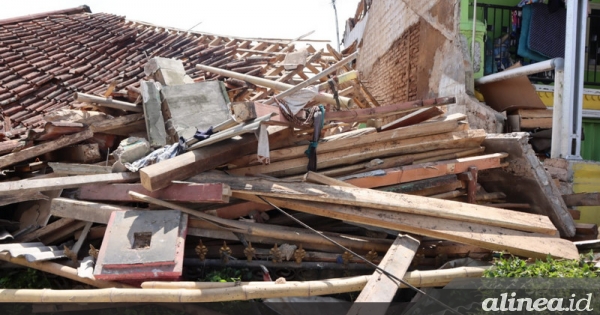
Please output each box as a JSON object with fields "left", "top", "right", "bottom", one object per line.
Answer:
{"left": 518, "top": 0, "right": 549, "bottom": 7}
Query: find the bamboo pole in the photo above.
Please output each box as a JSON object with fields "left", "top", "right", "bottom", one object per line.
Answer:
{"left": 196, "top": 64, "right": 353, "bottom": 108}
{"left": 0, "top": 253, "right": 132, "bottom": 289}
{"left": 73, "top": 92, "right": 143, "bottom": 112}
{"left": 0, "top": 267, "right": 489, "bottom": 303}
{"left": 142, "top": 267, "right": 489, "bottom": 290}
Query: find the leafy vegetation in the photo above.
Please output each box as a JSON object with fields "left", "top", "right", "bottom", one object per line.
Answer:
{"left": 483, "top": 253, "right": 598, "bottom": 278}
{"left": 204, "top": 267, "right": 250, "bottom": 282}
{"left": 0, "top": 268, "right": 51, "bottom": 289}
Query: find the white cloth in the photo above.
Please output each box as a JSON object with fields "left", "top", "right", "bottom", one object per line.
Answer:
{"left": 255, "top": 124, "right": 270, "bottom": 165}
{"left": 281, "top": 86, "right": 319, "bottom": 115}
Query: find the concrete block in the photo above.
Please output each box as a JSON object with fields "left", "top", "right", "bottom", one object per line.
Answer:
{"left": 161, "top": 81, "right": 231, "bottom": 141}
{"left": 140, "top": 81, "right": 167, "bottom": 147}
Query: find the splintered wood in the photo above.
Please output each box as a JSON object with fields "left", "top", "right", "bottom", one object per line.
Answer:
{"left": 0, "top": 29, "right": 580, "bottom": 304}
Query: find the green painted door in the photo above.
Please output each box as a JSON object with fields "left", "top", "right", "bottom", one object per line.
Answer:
{"left": 582, "top": 118, "right": 600, "bottom": 162}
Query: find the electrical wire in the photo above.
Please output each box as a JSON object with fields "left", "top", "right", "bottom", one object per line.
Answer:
{"left": 256, "top": 195, "right": 463, "bottom": 315}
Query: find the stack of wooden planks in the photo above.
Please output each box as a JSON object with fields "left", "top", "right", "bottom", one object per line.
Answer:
{"left": 0, "top": 42, "right": 582, "bottom": 304}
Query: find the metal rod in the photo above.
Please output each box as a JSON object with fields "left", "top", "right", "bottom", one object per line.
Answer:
{"left": 184, "top": 258, "right": 373, "bottom": 270}
{"left": 475, "top": 58, "right": 564, "bottom": 85}
{"left": 472, "top": 0, "right": 478, "bottom": 64}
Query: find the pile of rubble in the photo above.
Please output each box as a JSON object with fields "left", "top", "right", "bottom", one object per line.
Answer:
{"left": 0, "top": 4, "right": 592, "bottom": 309}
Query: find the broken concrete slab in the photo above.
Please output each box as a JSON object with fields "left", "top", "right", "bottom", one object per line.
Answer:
{"left": 161, "top": 81, "right": 231, "bottom": 142}
{"left": 143, "top": 57, "right": 194, "bottom": 86}
{"left": 478, "top": 132, "right": 576, "bottom": 237}
{"left": 140, "top": 81, "right": 167, "bottom": 147}
{"left": 94, "top": 210, "right": 187, "bottom": 281}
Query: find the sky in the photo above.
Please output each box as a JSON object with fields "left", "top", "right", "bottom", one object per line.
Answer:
{"left": 0, "top": 0, "right": 359, "bottom": 48}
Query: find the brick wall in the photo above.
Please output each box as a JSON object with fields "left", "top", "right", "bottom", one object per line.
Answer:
{"left": 357, "top": 0, "right": 504, "bottom": 132}
{"left": 362, "top": 23, "right": 420, "bottom": 105}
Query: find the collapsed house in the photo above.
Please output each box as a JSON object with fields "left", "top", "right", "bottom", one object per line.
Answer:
{"left": 0, "top": 1, "right": 595, "bottom": 312}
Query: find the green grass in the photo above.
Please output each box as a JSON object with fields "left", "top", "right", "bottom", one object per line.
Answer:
{"left": 484, "top": 253, "right": 599, "bottom": 278}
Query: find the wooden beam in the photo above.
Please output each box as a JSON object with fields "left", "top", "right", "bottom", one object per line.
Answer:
{"left": 563, "top": 193, "right": 600, "bottom": 207}
{"left": 228, "top": 129, "right": 486, "bottom": 177}
{"left": 379, "top": 107, "right": 445, "bottom": 131}
{"left": 90, "top": 113, "right": 144, "bottom": 134}
{"left": 341, "top": 153, "right": 507, "bottom": 188}
{"left": 16, "top": 218, "right": 75, "bottom": 242}
{"left": 324, "top": 97, "right": 455, "bottom": 123}
{"left": 0, "top": 130, "right": 93, "bottom": 170}
{"left": 129, "top": 191, "right": 392, "bottom": 253}
{"left": 0, "top": 173, "right": 139, "bottom": 196}
{"left": 347, "top": 235, "right": 419, "bottom": 314}
{"left": 206, "top": 202, "right": 273, "bottom": 220}
{"left": 50, "top": 198, "right": 142, "bottom": 224}
{"left": 140, "top": 127, "right": 306, "bottom": 191}
{"left": 303, "top": 171, "right": 355, "bottom": 188}
{"left": 74, "top": 92, "right": 143, "bottom": 112}
{"left": 234, "top": 194, "right": 578, "bottom": 260}
{"left": 189, "top": 174, "right": 557, "bottom": 235}
{"left": 48, "top": 162, "right": 112, "bottom": 175}
{"left": 78, "top": 183, "right": 230, "bottom": 203}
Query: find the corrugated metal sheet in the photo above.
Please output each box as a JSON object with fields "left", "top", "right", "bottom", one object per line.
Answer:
{"left": 582, "top": 119, "right": 600, "bottom": 162}
{"left": 0, "top": 242, "right": 65, "bottom": 262}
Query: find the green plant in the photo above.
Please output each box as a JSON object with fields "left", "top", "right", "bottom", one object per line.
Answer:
{"left": 483, "top": 253, "right": 598, "bottom": 278}
{"left": 0, "top": 268, "right": 51, "bottom": 289}
{"left": 204, "top": 267, "right": 246, "bottom": 283}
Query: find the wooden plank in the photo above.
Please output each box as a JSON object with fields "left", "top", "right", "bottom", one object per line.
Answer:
{"left": 379, "top": 107, "right": 445, "bottom": 131}
{"left": 0, "top": 129, "right": 93, "bottom": 170}
{"left": 347, "top": 235, "right": 419, "bottom": 312}
{"left": 414, "top": 146, "right": 485, "bottom": 164}
{"left": 51, "top": 198, "right": 139, "bottom": 224}
{"left": 43, "top": 221, "right": 87, "bottom": 245}
{"left": 0, "top": 173, "right": 139, "bottom": 196}
{"left": 229, "top": 129, "right": 486, "bottom": 177}
{"left": 568, "top": 208, "right": 581, "bottom": 220}
{"left": 17, "top": 218, "right": 75, "bottom": 242}
{"left": 74, "top": 92, "right": 142, "bottom": 112}
{"left": 90, "top": 114, "right": 144, "bottom": 134}
{"left": 78, "top": 183, "right": 230, "bottom": 203}
{"left": 341, "top": 153, "right": 506, "bottom": 188}
{"left": 227, "top": 115, "right": 464, "bottom": 167}
{"left": 575, "top": 223, "right": 599, "bottom": 236}
{"left": 303, "top": 171, "right": 355, "bottom": 188}
{"left": 15, "top": 189, "right": 62, "bottom": 228}
{"left": 206, "top": 202, "right": 273, "bottom": 220}
{"left": 140, "top": 127, "right": 307, "bottom": 191}
{"left": 324, "top": 97, "right": 455, "bottom": 122}
{"left": 516, "top": 109, "right": 553, "bottom": 118}
{"left": 235, "top": 194, "right": 578, "bottom": 260}
{"left": 189, "top": 174, "right": 558, "bottom": 235}
{"left": 48, "top": 162, "right": 112, "bottom": 175}
{"left": 563, "top": 193, "right": 600, "bottom": 207}
{"left": 129, "top": 192, "right": 392, "bottom": 253}
{"left": 283, "top": 148, "right": 473, "bottom": 180}
{"left": 376, "top": 175, "right": 462, "bottom": 195}
{"left": 520, "top": 118, "right": 552, "bottom": 129}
